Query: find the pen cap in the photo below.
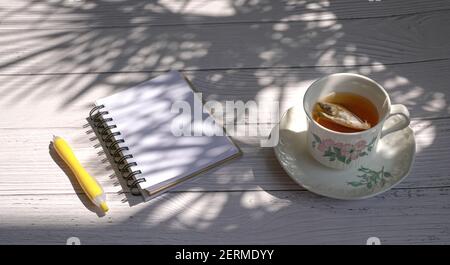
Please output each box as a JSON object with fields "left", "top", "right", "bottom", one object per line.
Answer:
{"left": 93, "top": 193, "right": 109, "bottom": 212}
{"left": 100, "top": 202, "right": 109, "bottom": 212}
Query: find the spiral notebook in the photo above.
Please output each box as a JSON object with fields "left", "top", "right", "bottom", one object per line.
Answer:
{"left": 89, "top": 71, "right": 241, "bottom": 201}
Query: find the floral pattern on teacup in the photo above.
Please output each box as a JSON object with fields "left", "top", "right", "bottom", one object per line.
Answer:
{"left": 311, "top": 134, "right": 376, "bottom": 164}
{"left": 347, "top": 166, "right": 392, "bottom": 189}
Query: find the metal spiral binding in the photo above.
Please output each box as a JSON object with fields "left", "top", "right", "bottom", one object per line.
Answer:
{"left": 129, "top": 178, "right": 145, "bottom": 195}
{"left": 89, "top": 105, "right": 146, "bottom": 194}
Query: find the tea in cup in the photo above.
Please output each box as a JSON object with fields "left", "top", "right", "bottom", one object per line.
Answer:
{"left": 303, "top": 73, "right": 410, "bottom": 170}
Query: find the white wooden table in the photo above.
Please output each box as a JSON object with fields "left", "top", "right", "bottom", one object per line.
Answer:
{"left": 1, "top": 0, "right": 450, "bottom": 244}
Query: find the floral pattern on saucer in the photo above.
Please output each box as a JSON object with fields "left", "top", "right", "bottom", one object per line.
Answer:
{"left": 274, "top": 104, "right": 415, "bottom": 200}
{"left": 347, "top": 166, "right": 392, "bottom": 189}
{"left": 311, "top": 134, "right": 376, "bottom": 164}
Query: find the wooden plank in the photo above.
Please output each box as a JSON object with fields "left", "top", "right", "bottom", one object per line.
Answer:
{"left": 0, "top": 126, "right": 296, "bottom": 195}
{"left": 1, "top": 188, "right": 449, "bottom": 244}
{"left": 1, "top": 0, "right": 449, "bottom": 29}
{"left": 1, "top": 60, "right": 450, "bottom": 129}
{"left": 1, "top": 11, "right": 450, "bottom": 75}
{"left": 2, "top": 0, "right": 449, "bottom": 246}
{"left": 0, "top": 117, "right": 449, "bottom": 195}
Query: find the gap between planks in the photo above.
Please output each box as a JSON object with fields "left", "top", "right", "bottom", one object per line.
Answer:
{"left": 1, "top": 11, "right": 450, "bottom": 74}
{"left": 3, "top": 185, "right": 450, "bottom": 198}
{"left": 1, "top": 1, "right": 450, "bottom": 29}
{"left": 1, "top": 57, "right": 449, "bottom": 77}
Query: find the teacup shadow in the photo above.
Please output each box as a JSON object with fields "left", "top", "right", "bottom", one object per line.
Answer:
{"left": 48, "top": 142, "right": 106, "bottom": 217}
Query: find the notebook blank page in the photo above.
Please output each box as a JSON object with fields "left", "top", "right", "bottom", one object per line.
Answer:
{"left": 95, "top": 71, "right": 239, "bottom": 195}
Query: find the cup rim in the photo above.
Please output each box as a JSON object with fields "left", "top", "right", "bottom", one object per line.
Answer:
{"left": 303, "top": 73, "right": 391, "bottom": 136}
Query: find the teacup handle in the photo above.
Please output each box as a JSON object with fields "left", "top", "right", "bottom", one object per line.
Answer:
{"left": 380, "top": 104, "right": 410, "bottom": 138}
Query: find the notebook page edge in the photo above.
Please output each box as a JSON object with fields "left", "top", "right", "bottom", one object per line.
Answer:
{"left": 140, "top": 148, "right": 242, "bottom": 201}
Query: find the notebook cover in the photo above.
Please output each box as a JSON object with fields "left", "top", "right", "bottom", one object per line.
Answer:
{"left": 94, "top": 71, "right": 241, "bottom": 201}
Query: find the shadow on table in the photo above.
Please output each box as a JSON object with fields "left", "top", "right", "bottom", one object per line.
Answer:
{"left": 2, "top": 0, "right": 450, "bottom": 244}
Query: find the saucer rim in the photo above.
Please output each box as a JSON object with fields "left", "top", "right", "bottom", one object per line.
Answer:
{"left": 273, "top": 106, "right": 416, "bottom": 200}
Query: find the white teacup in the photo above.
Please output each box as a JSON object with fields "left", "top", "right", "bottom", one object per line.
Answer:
{"left": 303, "top": 73, "right": 410, "bottom": 170}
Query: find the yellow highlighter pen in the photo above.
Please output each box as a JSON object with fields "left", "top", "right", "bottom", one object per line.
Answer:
{"left": 52, "top": 135, "right": 109, "bottom": 212}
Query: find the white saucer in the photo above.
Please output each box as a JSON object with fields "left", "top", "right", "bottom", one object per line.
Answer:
{"left": 273, "top": 104, "right": 416, "bottom": 200}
